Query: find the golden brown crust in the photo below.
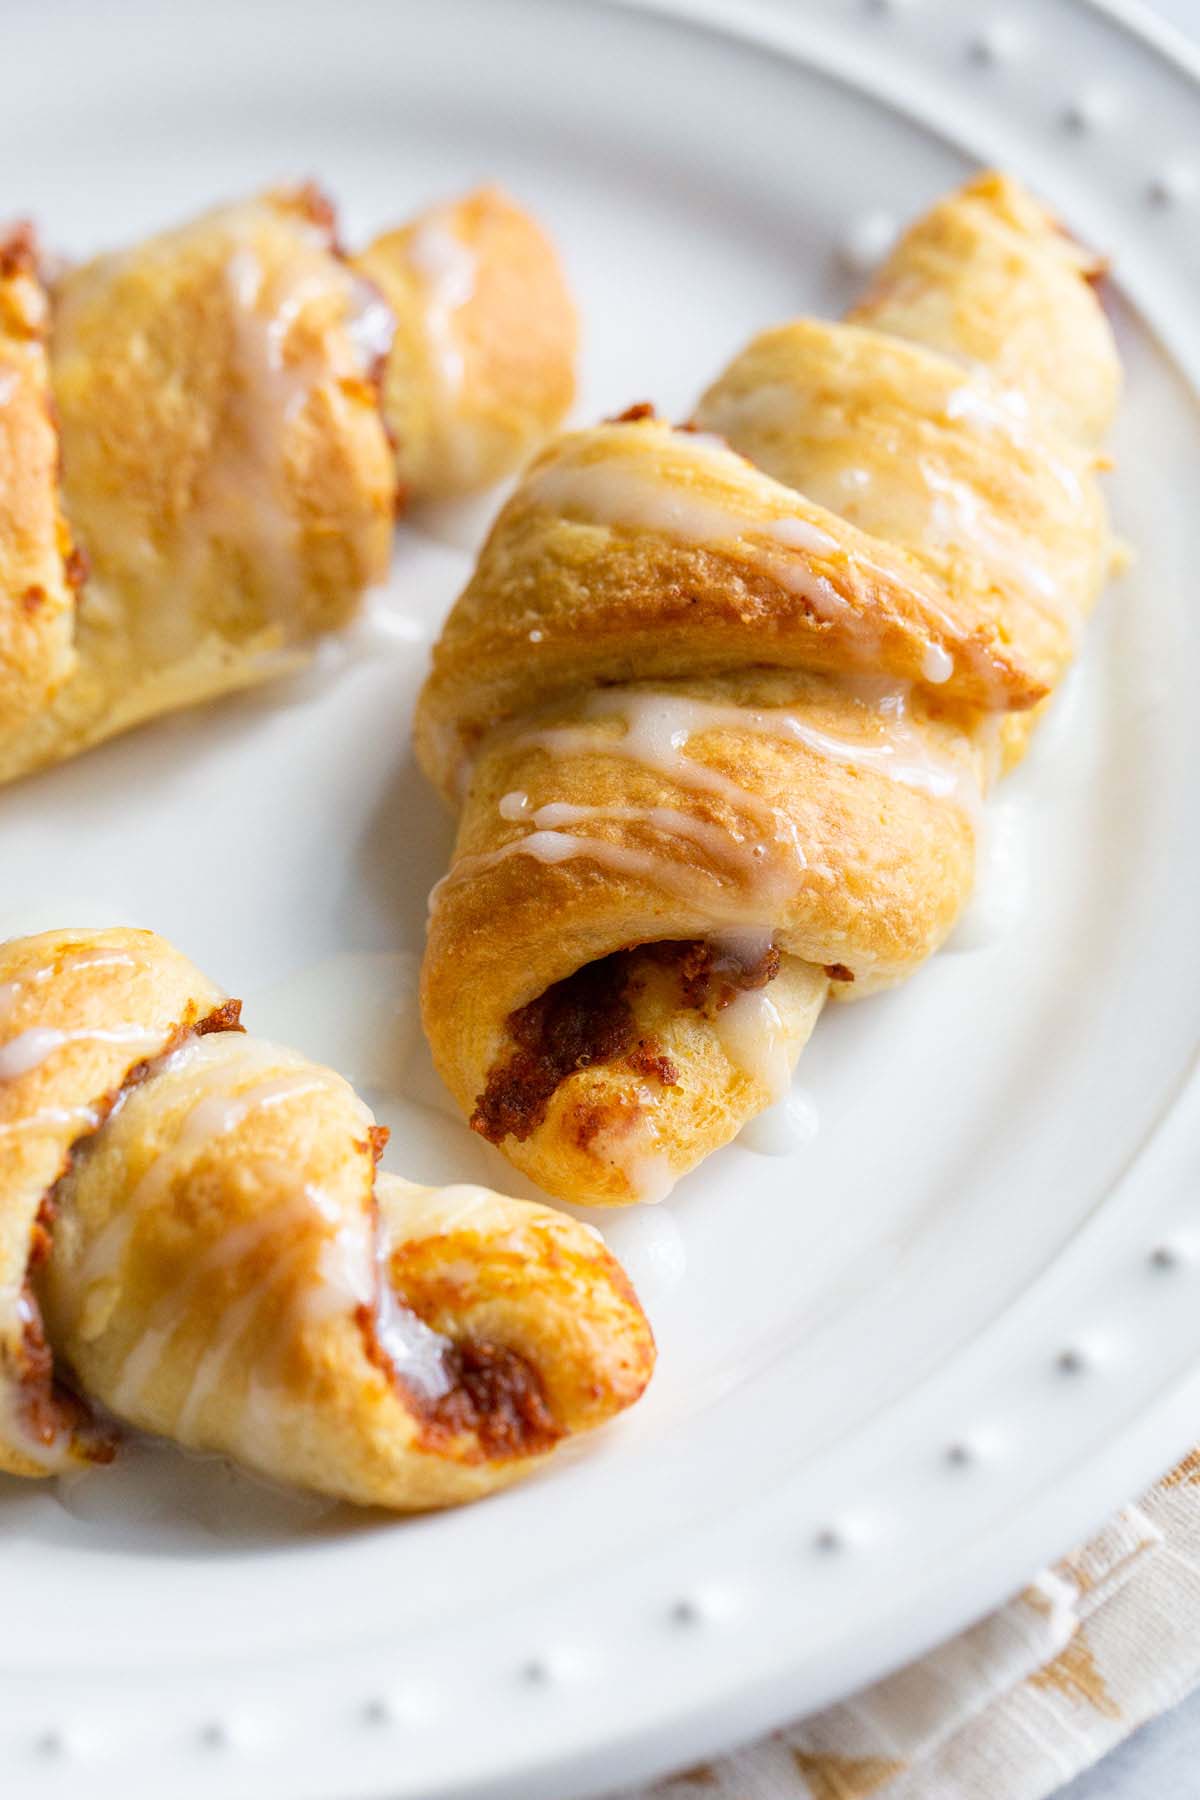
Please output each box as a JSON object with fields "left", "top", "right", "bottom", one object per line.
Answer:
{"left": 0, "top": 183, "right": 578, "bottom": 784}
{"left": 0, "top": 928, "right": 229, "bottom": 1475}
{"left": 848, "top": 171, "right": 1119, "bottom": 448}
{"left": 0, "top": 225, "right": 78, "bottom": 739}
{"left": 417, "top": 171, "right": 1121, "bottom": 1208}
{"left": 414, "top": 415, "right": 1046, "bottom": 804}
{"left": 355, "top": 186, "right": 577, "bottom": 501}
{"left": 0, "top": 928, "right": 652, "bottom": 1508}
{"left": 695, "top": 319, "right": 1114, "bottom": 708}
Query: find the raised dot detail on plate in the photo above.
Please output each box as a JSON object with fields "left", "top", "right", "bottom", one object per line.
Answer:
{"left": 1147, "top": 167, "right": 1196, "bottom": 208}
{"left": 1150, "top": 1242, "right": 1183, "bottom": 1271}
{"left": 34, "top": 1730, "right": 67, "bottom": 1759}
{"left": 198, "top": 1721, "right": 229, "bottom": 1750}
{"left": 361, "top": 1696, "right": 396, "bottom": 1726}
{"left": 1062, "top": 90, "right": 1114, "bottom": 134}
{"left": 945, "top": 1440, "right": 976, "bottom": 1469}
{"left": 1057, "top": 1346, "right": 1090, "bottom": 1375}
{"left": 837, "top": 212, "right": 899, "bottom": 277}
{"left": 670, "top": 1588, "right": 735, "bottom": 1628}
{"left": 813, "top": 1525, "right": 845, "bottom": 1555}
{"left": 968, "top": 20, "right": 1025, "bottom": 64}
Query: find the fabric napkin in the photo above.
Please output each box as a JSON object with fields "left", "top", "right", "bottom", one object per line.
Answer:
{"left": 624, "top": 1453, "right": 1200, "bottom": 1800}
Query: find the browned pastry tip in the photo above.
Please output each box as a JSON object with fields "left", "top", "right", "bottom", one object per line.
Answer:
{"left": 355, "top": 184, "right": 577, "bottom": 502}
{"left": 0, "top": 928, "right": 652, "bottom": 1509}
{"left": 416, "top": 170, "right": 1121, "bottom": 1208}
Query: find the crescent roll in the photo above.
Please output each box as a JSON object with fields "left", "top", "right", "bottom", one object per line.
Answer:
{"left": 356, "top": 185, "right": 577, "bottom": 501}
{"left": 0, "top": 928, "right": 652, "bottom": 1509}
{"left": 416, "top": 171, "right": 1121, "bottom": 1206}
{"left": 0, "top": 182, "right": 575, "bottom": 784}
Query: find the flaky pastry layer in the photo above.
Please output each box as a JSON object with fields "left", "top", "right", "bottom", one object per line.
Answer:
{"left": 0, "top": 929, "right": 652, "bottom": 1509}
{"left": 418, "top": 172, "right": 1122, "bottom": 1206}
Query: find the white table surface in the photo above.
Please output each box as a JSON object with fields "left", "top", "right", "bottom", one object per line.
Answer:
{"left": 1021, "top": 7, "right": 1199, "bottom": 1796}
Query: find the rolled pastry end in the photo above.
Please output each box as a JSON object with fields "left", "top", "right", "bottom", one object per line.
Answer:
{"left": 356, "top": 186, "right": 577, "bottom": 502}
{"left": 0, "top": 223, "right": 80, "bottom": 741}
{"left": 848, "top": 170, "right": 1120, "bottom": 449}
{"left": 376, "top": 1174, "right": 655, "bottom": 1462}
{"left": 1, "top": 942, "right": 652, "bottom": 1511}
{"left": 465, "top": 939, "right": 828, "bottom": 1207}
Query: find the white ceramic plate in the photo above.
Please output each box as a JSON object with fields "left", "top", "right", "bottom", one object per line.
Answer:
{"left": 2, "top": 1, "right": 1199, "bottom": 1796}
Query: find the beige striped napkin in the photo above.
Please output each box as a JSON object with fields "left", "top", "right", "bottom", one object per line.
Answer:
{"left": 623, "top": 1453, "right": 1200, "bottom": 1800}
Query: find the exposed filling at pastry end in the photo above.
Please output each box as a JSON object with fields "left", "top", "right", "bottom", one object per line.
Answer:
{"left": 381, "top": 1331, "right": 559, "bottom": 1463}
{"left": 360, "top": 1152, "right": 561, "bottom": 1464}
{"left": 14, "top": 1258, "right": 113, "bottom": 1467}
{"left": 470, "top": 937, "right": 782, "bottom": 1147}
{"left": 8, "top": 1000, "right": 246, "bottom": 1469}
{"left": 27, "top": 1044, "right": 561, "bottom": 1474}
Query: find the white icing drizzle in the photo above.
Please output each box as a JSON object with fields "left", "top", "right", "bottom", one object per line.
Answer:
{"left": 943, "top": 380, "right": 1085, "bottom": 507}
{"left": 69, "top": 1037, "right": 331, "bottom": 1299}
{"left": 163, "top": 218, "right": 371, "bottom": 640}
{"left": 172, "top": 1272, "right": 284, "bottom": 1446}
{"left": 587, "top": 1208, "right": 687, "bottom": 1307}
{"left": 404, "top": 214, "right": 483, "bottom": 488}
{"left": 528, "top": 689, "right": 808, "bottom": 829}
{"left": 53, "top": 1432, "right": 339, "bottom": 1534}
{"left": 0, "top": 1023, "right": 163, "bottom": 1082}
{"left": 917, "top": 458, "right": 1072, "bottom": 629}
{"left": 702, "top": 373, "right": 1083, "bottom": 634}
{"left": 621, "top": 1152, "right": 676, "bottom": 1206}
{"left": 432, "top": 826, "right": 709, "bottom": 916}
{"left": 373, "top": 1173, "right": 455, "bottom": 1400}
{"left": 536, "top": 685, "right": 975, "bottom": 829}
{"left": 208, "top": 244, "right": 312, "bottom": 612}
{"left": 710, "top": 926, "right": 775, "bottom": 965}
{"left": 527, "top": 450, "right": 855, "bottom": 631}
{"left": 110, "top": 1192, "right": 327, "bottom": 1419}
{"left": 407, "top": 218, "right": 477, "bottom": 398}
{"left": 346, "top": 276, "right": 396, "bottom": 376}
{"left": 0, "top": 1103, "right": 102, "bottom": 1139}
{"left": 437, "top": 686, "right": 978, "bottom": 926}
{"left": 712, "top": 986, "right": 792, "bottom": 1101}
{"left": 523, "top": 800, "right": 759, "bottom": 871}
{"left": 62, "top": 1035, "right": 456, "bottom": 1443}
{"left": 498, "top": 790, "right": 531, "bottom": 821}
{"left": 0, "top": 369, "right": 17, "bottom": 408}
{"left": 527, "top": 435, "right": 973, "bottom": 681}
{"left": 0, "top": 948, "right": 138, "bottom": 987}
{"left": 737, "top": 1087, "right": 820, "bottom": 1157}
{"left": 921, "top": 643, "right": 954, "bottom": 684}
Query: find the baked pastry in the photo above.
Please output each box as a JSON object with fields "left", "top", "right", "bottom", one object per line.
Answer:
{"left": 417, "top": 172, "right": 1120, "bottom": 1206}
{"left": 357, "top": 185, "right": 577, "bottom": 501}
{"left": 0, "top": 183, "right": 575, "bottom": 783}
{"left": 0, "top": 928, "right": 652, "bottom": 1509}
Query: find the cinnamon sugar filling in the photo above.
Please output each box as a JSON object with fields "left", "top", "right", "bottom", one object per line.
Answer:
{"left": 13, "top": 1000, "right": 246, "bottom": 1461}
{"left": 356, "top": 1129, "right": 559, "bottom": 1464}
{"left": 471, "top": 937, "right": 781, "bottom": 1146}
{"left": 412, "top": 1340, "right": 558, "bottom": 1462}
